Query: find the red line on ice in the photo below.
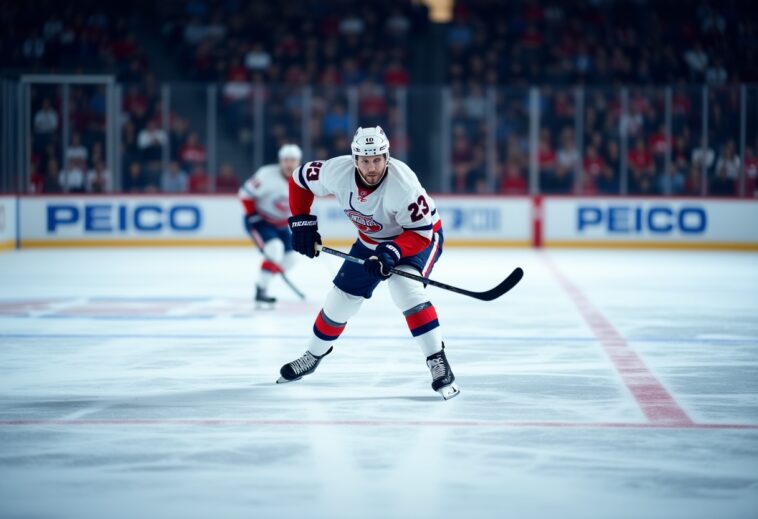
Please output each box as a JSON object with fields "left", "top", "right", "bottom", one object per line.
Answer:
{"left": 542, "top": 255, "right": 694, "bottom": 426}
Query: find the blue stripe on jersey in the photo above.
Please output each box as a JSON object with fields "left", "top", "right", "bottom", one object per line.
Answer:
{"left": 403, "top": 223, "right": 434, "bottom": 231}
{"left": 431, "top": 209, "right": 437, "bottom": 215}
{"left": 297, "top": 165, "right": 311, "bottom": 192}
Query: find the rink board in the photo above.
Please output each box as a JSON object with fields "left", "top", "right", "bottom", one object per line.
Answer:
{"left": 0, "top": 195, "right": 17, "bottom": 251}
{"left": 5, "top": 195, "right": 758, "bottom": 250}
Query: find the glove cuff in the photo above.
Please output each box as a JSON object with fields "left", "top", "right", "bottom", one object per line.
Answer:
{"left": 380, "top": 242, "right": 402, "bottom": 262}
{"left": 288, "top": 215, "right": 318, "bottom": 229}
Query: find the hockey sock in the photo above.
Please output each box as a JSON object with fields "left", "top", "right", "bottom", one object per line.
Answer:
{"left": 308, "top": 310, "right": 346, "bottom": 356}
{"left": 404, "top": 301, "right": 443, "bottom": 357}
{"left": 257, "top": 260, "right": 281, "bottom": 290}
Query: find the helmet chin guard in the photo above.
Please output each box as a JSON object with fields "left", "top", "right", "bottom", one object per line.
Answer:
{"left": 352, "top": 126, "right": 390, "bottom": 186}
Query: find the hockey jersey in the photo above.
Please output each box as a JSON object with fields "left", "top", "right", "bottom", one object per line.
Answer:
{"left": 291, "top": 155, "right": 442, "bottom": 255}
{"left": 238, "top": 164, "right": 291, "bottom": 227}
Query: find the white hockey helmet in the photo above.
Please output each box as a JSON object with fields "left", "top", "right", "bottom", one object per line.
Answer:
{"left": 278, "top": 143, "right": 302, "bottom": 162}
{"left": 351, "top": 126, "right": 390, "bottom": 163}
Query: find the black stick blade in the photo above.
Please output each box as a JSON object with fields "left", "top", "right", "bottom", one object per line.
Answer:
{"left": 468, "top": 267, "right": 524, "bottom": 301}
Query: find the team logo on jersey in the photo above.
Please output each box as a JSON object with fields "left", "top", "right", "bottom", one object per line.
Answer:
{"left": 345, "top": 193, "right": 383, "bottom": 234}
{"left": 274, "top": 197, "right": 289, "bottom": 214}
{"left": 357, "top": 187, "right": 372, "bottom": 202}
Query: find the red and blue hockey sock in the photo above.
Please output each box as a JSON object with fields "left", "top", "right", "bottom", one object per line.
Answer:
{"left": 404, "top": 301, "right": 443, "bottom": 357}
{"left": 308, "top": 310, "right": 347, "bottom": 356}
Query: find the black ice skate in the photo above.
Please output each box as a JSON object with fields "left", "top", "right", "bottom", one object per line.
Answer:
{"left": 426, "top": 344, "right": 460, "bottom": 400}
{"left": 276, "top": 347, "right": 333, "bottom": 384}
{"left": 255, "top": 286, "right": 276, "bottom": 309}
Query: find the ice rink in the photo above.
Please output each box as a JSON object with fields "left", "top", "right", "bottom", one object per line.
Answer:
{"left": 1, "top": 246, "right": 757, "bottom": 519}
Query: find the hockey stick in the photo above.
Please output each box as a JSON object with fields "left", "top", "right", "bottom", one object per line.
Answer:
{"left": 317, "top": 245, "right": 523, "bottom": 301}
{"left": 278, "top": 270, "right": 306, "bottom": 300}
{"left": 249, "top": 235, "right": 306, "bottom": 300}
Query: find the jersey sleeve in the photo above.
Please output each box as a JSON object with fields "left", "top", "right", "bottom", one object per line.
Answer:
{"left": 291, "top": 160, "right": 332, "bottom": 197}
{"left": 238, "top": 174, "right": 261, "bottom": 214}
{"left": 393, "top": 183, "right": 436, "bottom": 256}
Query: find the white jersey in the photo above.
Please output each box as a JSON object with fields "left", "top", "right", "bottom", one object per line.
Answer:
{"left": 238, "top": 164, "right": 290, "bottom": 226}
{"left": 292, "top": 155, "right": 441, "bottom": 249}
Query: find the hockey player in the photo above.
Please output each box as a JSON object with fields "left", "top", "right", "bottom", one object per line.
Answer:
{"left": 277, "top": 126, "right": 459, "bottom": 399}
{"left": 239, "top": 144, "right": 302, "bottom": 308}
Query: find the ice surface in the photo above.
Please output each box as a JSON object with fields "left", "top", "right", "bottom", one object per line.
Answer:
{"left": 1, "top": 246, "right": 757, "bottom": 519}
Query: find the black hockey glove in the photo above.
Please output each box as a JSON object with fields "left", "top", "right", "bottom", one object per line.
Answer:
{"left": 364, "top": 242, "right": 401, "bottom": 280}
{"left": 243, "top": 213, "right": 264, "bottom": 233}
{"left": 288, "top": 214, "right": 321, "bottom": 258}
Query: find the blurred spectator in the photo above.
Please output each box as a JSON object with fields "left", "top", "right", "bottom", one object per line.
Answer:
{"left": 65, "top": 133, "right": 88, "bottom": 164}
{"left": 628, "top": 138, "right": 655, "bottom": 193}
{"left": 178, "top": 132, "right": 207, "bottom": 171}
{"left": 138, "top": 120, "right": 167, "bottom": 163}
{"left": 715, "top": 140, "right": 740, "bottom": 180}
{"left": 124, "top": 161, "right": 146, "bottom": 193}
{"left": 691, "top": 138, "right": 716, "bottom": 178}
{"left": 188, "top": 164, "right": 210, "bottom": 193}
{"left": 86, "top": 161, "right": 112, "bottom": 193}
{"left": 537, "top": 129, "right": 556, "bottom": 184}
{"left": 582, "top": 146, "right": 606, "bottom": 195}
{"left": 245, "top": 44, "right": 271, "bottom": 71}
{"left": 161, "top": 161, "right": 189, "bottom": 193}
{"left": 215, "top": 163, "right": 240, "bottom": 193}
{"left": 323, "top": 103, "right": 350, "bottom": 137}
{"left": 33, "top": 98, "right": 58, "bottom": 143}
{"left": 662, "top": 156, "right": 688, "bottom": 195}
{"left": 684, "top": 43, "right": 708, "bottom": 81}
{"left": 169, "top": 117, "right": 190, "bottom": 160}
{"left": 42, "top": 159, "right": 62, "bottom": 193}
{"left": 552, "top": 128, "right": 579, "bottom": 193}
{"left": 684, "top": 166, "right": 704, "bottom": 195}
{"left": 744, "top": 147, "right": 758, "bottom": 196}
{"left": 710, "top": 165, "right": 735, "bottom": 196}
{"left": 499, "top": 159, "right": 528, "bottom": 194}
{"left": 59, "top": 158, "right": 86, "bottom": 193}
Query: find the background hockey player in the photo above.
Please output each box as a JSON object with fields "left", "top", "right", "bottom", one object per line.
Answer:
{"left": 279, "top": 126, "right": 459, "bottom": 400}
{"left": 239, "top": 144, "right": 302, "bottom": 308}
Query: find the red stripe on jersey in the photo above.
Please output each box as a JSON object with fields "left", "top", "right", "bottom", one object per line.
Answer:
{"left": 261, "top": 260, "right": 282, "bottom": 273}
{"left": 433, "top": 220, "right": 442, "bottom": 232}
{"left": 358, "top": 232, "right": 379, "bottom": 245}
{"left": 314, "top": 312, "right": 346, "bottom": 338}
{"left": 405, "top": 305, "right": 438, "bottom": 330}
{"left": 289, "top": 176, "right": 314, "bottom": 216}
{"left": 395, "top": 230, "right": 431, "bottom": 257}
{"left": 240, "top": 199, "right": 256, "bottom": 215}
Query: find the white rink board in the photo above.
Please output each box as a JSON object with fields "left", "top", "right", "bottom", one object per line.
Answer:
{"left": 19, "top": 196, "right": 247, "bottom": 242}
{"left": 17, "top": 195, "right": 531, "bottom": 246}
{"left": 13, "top": 195, "right": 758, "bottom": 248}
{"left": 544, "top": 198, "right": 758, "bottom": 245}
{"left": 431, "top": 195, "right": 530, "bottom": 243}
{"left": 0, "top": 196, "right": 17, "bottom": 249}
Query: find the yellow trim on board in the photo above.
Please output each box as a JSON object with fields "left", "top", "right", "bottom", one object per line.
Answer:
{"left": 0, "top": 240, "right": 15, "bottom": 251}
{"left": 545, "top": 240, "right": 758, "bottom": 251}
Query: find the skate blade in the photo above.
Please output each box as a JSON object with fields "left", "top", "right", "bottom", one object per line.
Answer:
{"left": 437, "top": 383, "right": 460, "bottom": 400}
{"left": 276, "top": 376, "right": 302, "bottom": 384}
{"left": 255, "top": 302, "right": 276, "bottom": 310}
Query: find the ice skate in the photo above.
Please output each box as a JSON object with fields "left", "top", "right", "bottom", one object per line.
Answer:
{"left": 255, "top": 286, "right": 276, "bottom": 309}
{"left": 426, "top": 344, "right": 460, "bottom": 400}
{"left": 276, "top": 347, "right": 333, "bottom": 384}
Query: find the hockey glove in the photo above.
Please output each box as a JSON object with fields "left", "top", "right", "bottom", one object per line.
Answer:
{"left": 364, "top": 242, "right": 401, "bottom": 280}
{"left": 288, "top": 214, "right": 321, "bottom": 258}
{"left": 243, "top": 213, "right": 264, "bottom": 233}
